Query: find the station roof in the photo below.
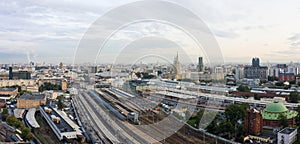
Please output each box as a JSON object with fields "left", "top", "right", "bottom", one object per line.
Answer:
{"left": 41, "top": 106, "right": 74, "bottom": 133}
{"left": 155, "top": 91, "right": 196, "bottom": 99}
{"left": 26, "top": 108, "right": 40, "bottom": 128}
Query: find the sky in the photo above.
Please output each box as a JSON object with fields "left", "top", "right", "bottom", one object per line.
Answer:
{"left": 1, "top": 0, "right": 300, "bottom": 64}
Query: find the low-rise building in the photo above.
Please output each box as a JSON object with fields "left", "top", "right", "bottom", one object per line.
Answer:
{"left": 17, "top": 93, "right": 46, "bottom": 109}
{"left": 0, "top": 80, "right": 36, "bottom": 87}
{"left": 0, "top": 87, "right": 18, "bottom": 100}
{"left": 277, "top": 127, "right": 297, "bottom": 144}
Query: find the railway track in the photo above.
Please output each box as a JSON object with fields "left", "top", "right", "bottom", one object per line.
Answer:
{"left": 83, "top": 91, "right": 140, "bottom": 144}
{"left": 76, "top": 92, "right": 118, "bottom": 143}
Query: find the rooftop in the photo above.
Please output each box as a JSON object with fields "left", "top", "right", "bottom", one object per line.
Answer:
{"left": 261, "top": 101, "right": 298, "bottom": 120}
{"left": 279, "top": 127, "right": 297, "bottom": 135}
{"left": 26, "top": 108, "right": 40, "bottom": 128}
{"left": 19, "top": 93, "right": 46, "bottom": 100}
{"left": 0, "top": 87, "right": 17, "bottom": 92}
{"left": 265, "top": 101, "right": 288, "bottom": 113}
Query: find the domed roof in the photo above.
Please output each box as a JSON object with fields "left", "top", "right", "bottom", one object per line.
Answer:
{"left": 265, "top": 101, "right": 288, "bottom": 113}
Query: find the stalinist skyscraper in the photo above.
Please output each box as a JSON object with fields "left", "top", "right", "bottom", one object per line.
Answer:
{"left": 173, "top": 52, "right": 182, "bottom": 79}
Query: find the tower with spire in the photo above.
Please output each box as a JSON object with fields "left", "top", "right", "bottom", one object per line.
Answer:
{"left": 173, "top": 52, "right": 182, "bottom": 79}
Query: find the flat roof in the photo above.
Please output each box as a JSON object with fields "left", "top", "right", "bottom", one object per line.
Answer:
{"left": 19, "top": 93, "right": 45, "bottom": 100}
{"left": 0, "top": 87, "right": 17, "bottom": 92}
{"left": 279, "top": 127, "right": 297, "bottom": 135}
{"left": 155, "top": 91, "right": 196, "bottom": 99}
{"left": 14, "top": 109, "right": 25, "bottom": 119}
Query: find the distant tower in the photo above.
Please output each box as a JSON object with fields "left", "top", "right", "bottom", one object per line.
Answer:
{"left": 173, "top": 52, "right": 182, "bottom": 79}
{"left": 252, "top": 58, "right": 260, "bottom": 67}
{"left": 59, "top": 62, "right": 63, "bottom": 70}
{"left": 197, "top": 57, "right": 204, "bottom": 72}
{"left": 9, "top": 67, "right": 13, "bottom": 80}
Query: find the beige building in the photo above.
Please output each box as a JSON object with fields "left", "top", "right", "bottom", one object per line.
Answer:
{"left": 17, "top": 93, "right": 46, "bottom": 109}
{"left": 61, "top": 80, "right": 67, "bottom": 91}
{"left": 0, "top": 87, "right": 18, "bottom": 100}
{"left": 0, "top": 80, "right": 36, "bottom": 87}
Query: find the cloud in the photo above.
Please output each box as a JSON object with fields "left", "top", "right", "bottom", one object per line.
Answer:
{"left": 288, "top": 34, "right": 300, "bottom": 41}
{"left": 1, "top": 0, "right": 300, "bottom": 63}
{"left": 287, "top": 33, "right": 300, "bottom": 49}
{"left": 212, "top": 29, "right": 239, "bottom": 39}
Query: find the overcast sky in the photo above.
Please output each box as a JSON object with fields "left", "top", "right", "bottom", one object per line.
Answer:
{"left": 1, "top": 0, "right": 300, "bottom": 64}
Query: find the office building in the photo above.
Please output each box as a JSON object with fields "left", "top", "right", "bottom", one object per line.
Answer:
{"left": 197, "top": 57, "right": 204, "bottom": 72}
{"left": 244, "top": 58, "right": 268, "bottom": 80}
{"left": 8, "top": 67, "right": 31, "bottom": 80}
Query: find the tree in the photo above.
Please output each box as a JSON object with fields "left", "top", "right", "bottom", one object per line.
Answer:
{"left": 218, "top": 120, "right": 234, "bottom": 138}
{"left": 187, "top": 109, "right": 204, "bottom": 128}
{"left": 6, "top": 116, "right": 21, "bottom": 128}
{"left": 57, "top": 96, "right": 64, "bottom": 110}
{"left": 254, "top": 93, "right": 260, "bottom": 100}
{"left": 21, "top": 126, "right": 32, "bottom": 140}
{"left": 237, "top": 85, "right": 251, "bottom": 92}
{"left": 19, "top": 90, "right": 28, "bottom": 96}
{"left": 275, "top": 82, "right": 284, "bottom": 86}
{"left": 2, "top": 108, "right": 8, "bottom": 120}
{"left": 289, "top": 91, "right": 300, "bottom": 103}
{"left": 224, "top": 104, "right": 246, "bottom": 124}
{"left": 206, "top": 118, "right": 218, "bottom": 134}
{"left": 268, "top": 76, "right": 278, "bottom": 81}
{"left": 39, "top": 82, "right": 61, "bottom": 92}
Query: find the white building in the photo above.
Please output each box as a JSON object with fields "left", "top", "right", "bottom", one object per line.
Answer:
{"left": 277, "top": 128, "right": 297, "bottom": 144}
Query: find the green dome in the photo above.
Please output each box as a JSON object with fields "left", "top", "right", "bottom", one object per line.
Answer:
{"left": 265, "top": 101, "right": 288, "bottom": 113}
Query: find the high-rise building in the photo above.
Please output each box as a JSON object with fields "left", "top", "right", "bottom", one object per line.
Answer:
{"left": 244, "top": 57, "right": 268, "bottom": 80}
{"left": 197, "top": 57, "right": 204, "bottom": 72}
{"left": 252, "top": 57, "right": 260, "bottom": 67}
{"left": 59, "top": 62, "right": 63, "bottom": 70}
{"left": 9, "top": 67, "right": 13, "bottom": 80}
